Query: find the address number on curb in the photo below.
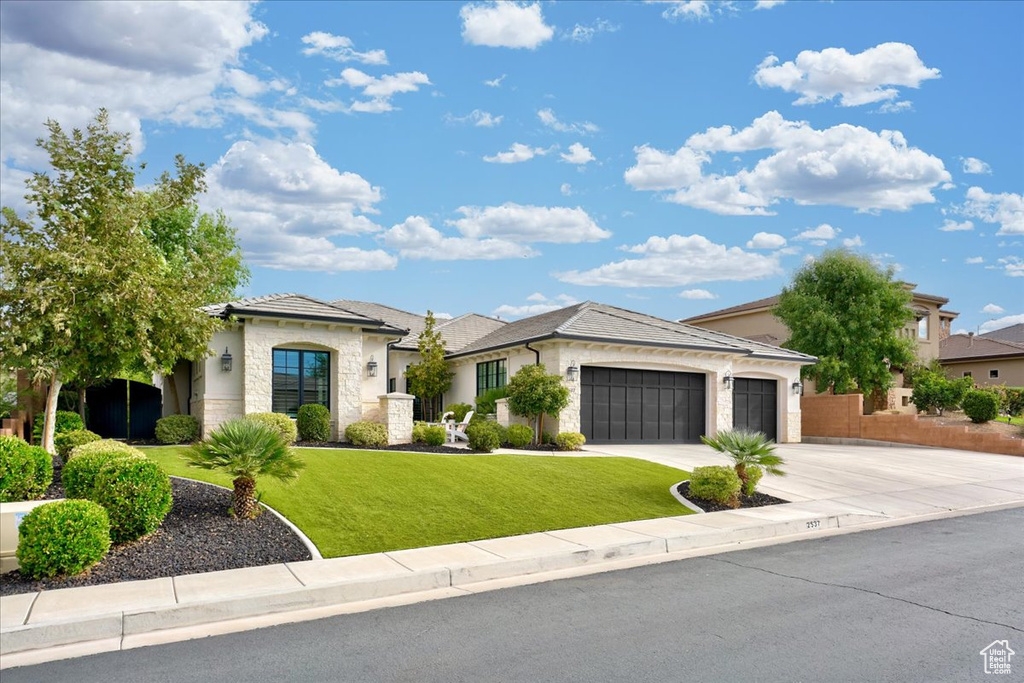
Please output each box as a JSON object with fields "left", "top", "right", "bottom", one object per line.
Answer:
{"left": 806, "top": 520, "right": 821, "bottom": 529}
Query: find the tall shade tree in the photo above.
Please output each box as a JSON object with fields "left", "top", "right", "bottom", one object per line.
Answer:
{"left": 405, "top": 311, "right": 454, "bottom": 422}
{"left": 773, "top": 249, "right": 916, "bottom": 398}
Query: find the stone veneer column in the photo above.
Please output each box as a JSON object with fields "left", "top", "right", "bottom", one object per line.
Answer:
{"left": 378, "top": 392, "right": 414, "bottom": 445}
{"left": 714, "top": 370, "right": 733, "bottom": 436}
{"left": 495, "top": 398, "right": 510, "bottom": 427}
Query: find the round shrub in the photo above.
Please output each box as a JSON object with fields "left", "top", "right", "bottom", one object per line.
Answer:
{"left": 505, "top": 424, "right": 535, "bottom": 448}
{"left": 93, "top": 457, "right": 173, "bottom": 543}
{"left": 962, "top": 389, "right": 999, "bottom": 424}
{"left": 247, "top": 413, "right": 298, "bottom": 444}
{"left": 412, "top": 422, "right": 429, "bottom": 443}
{"left": 55, "top": 429, "right": 101, "bottom": 460}
{"left": 155, "top": 415, "right": 200, "bottom": 444}
{"left": 555, "top": 432, "right": 586, "bottom": 451}
{"left": 741, "top": 465, "right": 764, "bottom": 497}
{"left": 297, "top": 404, "right": 331, "bottom": 442}
{"left": 689, "top": 466, "right": 742, "bottom": 508}
{"left": 16, "top": 500, "right": 111, "bottom": 579}
{"left": 423, "top": 425, "right": 447, "bottom": 447}
{"left": 466, "top": 421, "right": 503, "bottom": 453}
{"left": 63, "top": 443, "right": 145, "bottom": 499}
{"left": 444, "top": 403, "right": 473, "bottom": 423}
{"left": 0, "top": 436, "right": 53, "bottom": 502}
{"left": 344, "top": 421, "right": 388, "bottom": 447}
{"left": 32, "top": 410, "right": 85, "bottom": 443}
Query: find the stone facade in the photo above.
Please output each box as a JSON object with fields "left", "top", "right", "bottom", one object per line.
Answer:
{"left": 191, "top": 398, "right": 243, "bottom": 435}
{"left": 494, "top": 398, "right": 531, "bottom": 429}
{"left": 379, "top": 392, "right": 414, "bottom": 445}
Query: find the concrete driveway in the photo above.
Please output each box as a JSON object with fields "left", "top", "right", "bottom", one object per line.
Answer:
{"left": 580, "top": 442, "right": 1024, "bottom": 507}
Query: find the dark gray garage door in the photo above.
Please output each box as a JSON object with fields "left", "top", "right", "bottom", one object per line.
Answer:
{"left": 580, "top": 367, "right": 706, "bottom": 444}
{"left": 732, "top": 378, "right": 778, "bottom": 441}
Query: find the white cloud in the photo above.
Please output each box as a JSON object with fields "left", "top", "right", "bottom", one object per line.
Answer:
{"left": 982, "top": 303, "right": 1005, "bottom": 314}
{"left": 961, "top": 186, "right": 1024, "bottom": 235}
{"left": 842, "top": 235, "right": 864, "bottom": 248}
{"left": 460, "top": 2, "right": 554, "bottom": 49}
{"left": 560, "top": 183, "right": 573, "bottom": 196}
{"left": 483, "top": 74, "right": 506, "bottom": 87}
{"left": 626, "top": 111, "right": 950, "bottom": 215}
{"left": 325, "top": 68, "right": 431, "bottom": 113}
{"left": 557, "top": 234, "right": 782, "bottom": 287}
{"left": 655, "top": 1, "right": 713, "bottom": 21}
{"left": 980, "top": 313, "right": 1024, "bottom": 333}
{"left": 446, "top": 109, "right": 503, "bottom": 127}
{"left": 450, "top": 203, "right": 611, "bottom": 243}
{"left": 300, "top": 32, "right": 387, "bottom": 65}
{"left": 224, "top": 69, "right": 289, "bottom": 98}
{"left": 960, "top": 157, "right": 992, "bottom": 175}
{"left": 483, "top": 142, "right": 550, "bottom": 164}
{"left": 794, "top": 224, "right": 841, "bottom": 245}
{"left": 965, "top": 256, "right": 984, "bottom": 264}
{"left": 998, "top": 256, "right": 1024, "bottom": 277}
{"left": 382, "top": 215, "right": 535, "bottom": 261}
{"left": 563, "top": 19, "right": 620, "bottom": 42}
{"left": 560, "top": 143, "right": 596, "bottom": 165}
{"left": 493, "top": 293, "right": 579, "bottom": 319}
{"left": 753, "top": 42, "right": 940, "bottom": 107}
{"left": 754, "top": 0, "right": 786, "bottom": 8}
{"left": 746, "top": 232, "right": 787, "bottom": 250}
{"left": 538, "top": 108, "right": 599, "bottom": 135}
{"left": 678, "top": 289, "right": 718, "bottom": 299}
{"left": 939, "top": 219, "right": 974, "bottom": 232}
{"left": 877, "top": 101, "right": 913, "bottom": 114}
{"left": 201, "top": 139, "right": 395, "bottom": 273}
{"left": 526, "top": 292, "right": 547, "bottom": 302}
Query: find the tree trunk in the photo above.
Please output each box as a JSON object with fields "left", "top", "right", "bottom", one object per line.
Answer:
{"left": 537, "top": 413, "right": 545, "bottom": 445}
{"left": 41, "top": 370, "right": 62, "bottom": 454}
{"left": 735, "top": 462, "right": 748, "bottom": 488}
{"left": 233, "top": 476, "right": 259, "bottom": 519}
{"left": 78, "top": 387, "right": 87, "bottom": 423}
{"left": 163, "top": 372, "right": 181, "bottom": 415}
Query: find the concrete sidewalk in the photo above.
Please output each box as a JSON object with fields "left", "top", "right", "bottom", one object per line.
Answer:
{"left": 2, "top": 443, "right": 1022, "bottom": 667}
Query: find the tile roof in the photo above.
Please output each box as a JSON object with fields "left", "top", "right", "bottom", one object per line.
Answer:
{"left": 450, "top": 301, "right": 815, "bottom": 363}
{"left": 940, "top": 333, "right": 1024, "bottom": 361}
{"left": 430, "top": 314, "right": 507, "bottom": 353}
{"left": 980, "top": 323, "right": 1024, "bottom": 344}
{"left": 332, "top": 300, "right": 426, "bottom": 335}
{"left": 334, "top": 302, "right": 506, "bottom": 353}
{"left": 203, "top": 294, "right": 405, "bottom": 333}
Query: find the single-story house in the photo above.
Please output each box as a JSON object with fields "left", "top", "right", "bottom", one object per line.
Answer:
{"left": 940, "top": 330, "right": 1024, "bottom": 387}
{"left": 167, "top": 295, "right": 816, "bottom": 444}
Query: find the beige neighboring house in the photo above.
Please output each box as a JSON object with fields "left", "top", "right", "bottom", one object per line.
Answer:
{"left": 178, "top": 296, "right": 815, "bottom": 444}
{"left": 940, "top": 326, "right": 1024, "bottom": 387}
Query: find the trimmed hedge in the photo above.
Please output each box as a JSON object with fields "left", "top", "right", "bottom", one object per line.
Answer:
{"left": 155, "top": 415, "right": 200, "bottom": 444}
{"left": 297, "top": 404, "right": 331, "bottom": 443}
{"left": 93, "top": 457, "right": 173, "bottom": 544}
{"left": 32, "top": 410, "right": 85, "bottom": 444}
{"left": 55, "top": 429, "right": 101, "bottom": 460}
{"left": 412, "top": 422, "right": 429, "bottom": 443}
{"left": 345, "top": 421, "right": 388, "bottom": 447}
{"left": 0, "top": 435, "right": 53, "bottom": 502}
{"left": 69, "top": 439, "right": 143, "bottom": 461}
{"left": 689, "top": 466, "right": 741, "bottom": 508}
{"left": 962, "top": 390, "right": 999, "bottom": 424}
{"left": 423, "top": 425, "right": 447, "bottom": 447}
{"left": 505, "top": 424, "right": 534, "bottom": 448}
{"left": 555, "top": 432, "right": 586, "bottom": 451}
{"left": 63, "top": 443, "right": 145, "bottom": 499}
{"left": 247, "top": 413, "right": 298, "bottom": 444}
{"left": 467, "top": 421, "right": 504, "bottom": 453}
{"left": 15, "top": 500, "right": 111, "bottom": 579}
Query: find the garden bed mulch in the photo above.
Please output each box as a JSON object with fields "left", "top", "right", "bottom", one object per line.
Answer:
{"left": 676, "top": 481, "right": 789, "bottom": 513}
{"left": 1, "top": 474, "right": 312, "bottom": 597}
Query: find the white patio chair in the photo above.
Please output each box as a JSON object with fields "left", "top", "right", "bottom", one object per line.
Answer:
{"left": 451, "top": 410, "right": 474, "bottom": 442}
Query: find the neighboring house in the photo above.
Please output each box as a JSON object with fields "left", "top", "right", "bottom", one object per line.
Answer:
{"left": 940, "top": 331, "right": 1024, "bottom": 387}
{"left": 177, "top": 296, "right": 815, "bottom": 444}
{"left": 979, "top": 322, "right": 1024, "bottom": 344}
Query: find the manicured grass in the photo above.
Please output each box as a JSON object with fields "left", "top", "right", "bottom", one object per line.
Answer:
{"left": 994, "top": 415, "right": 1024, "bottom": 425}
{"left": 143, "top": 446, "right": 691, "bottom": 558}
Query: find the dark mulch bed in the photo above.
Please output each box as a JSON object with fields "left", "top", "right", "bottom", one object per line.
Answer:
{"left": 294, "top": 441, "right": 560, "bottom": 453}
{"left": 1, "top": 475, "right": 312, "bottom": 597}
{"left": 677, "top": 481, "right": 789, "bottom": 513}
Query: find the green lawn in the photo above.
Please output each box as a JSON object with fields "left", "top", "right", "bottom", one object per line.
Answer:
{"left": 144, "top": 447, "right": 692, "bottom": 558}
{"left": 994, "top": 415, "right": 1024, "bottom": 426}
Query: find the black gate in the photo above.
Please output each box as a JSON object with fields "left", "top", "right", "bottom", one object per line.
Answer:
{"left": 86, "top": 379, "right": 163, "bottom": 440}
{"left": 733, "top": 378, "right": 778, "bottom": 442}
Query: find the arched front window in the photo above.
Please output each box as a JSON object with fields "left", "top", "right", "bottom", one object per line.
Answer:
{"left": 272, "top": 349, "right": 330, "bottom": 417}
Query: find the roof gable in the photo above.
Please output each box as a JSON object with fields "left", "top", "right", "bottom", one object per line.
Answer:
{"left": 203, "top": 293, "right": 404, "bottom": 332}
{"left": 941, "top": 333, "right": 1024, "bottom": 361}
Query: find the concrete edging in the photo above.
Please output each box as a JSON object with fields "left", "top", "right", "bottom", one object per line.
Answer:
{"left": 669, "top": 481, "right": 705, "bottom": 513}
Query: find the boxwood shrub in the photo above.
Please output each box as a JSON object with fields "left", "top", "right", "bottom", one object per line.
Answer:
{"left": 689, "top": 466, "right": 742, "bottom": 508}
{"left": 247, "top": 412, "right": 298, "bottom": 444}
{"left": 297, "top": 404, "right": 331, "bottom": 442}
{"left": 555, "top": 432, "right": 586, "bottom": 451}
{"left": 155, "top": 415, "right": 200, "bottom": 444}
{"left": 412, "top": 421, "right": 429, "bottom": 443}
{"left": 344, "top": 421, "right": 388, "bottom": 447}
{"left": 0, "top": 435, "right": 53, "bottom": 502}
{"left": 32, "top": 410, "right": 85, "bottom": 444}
{"left": 962, "top": 389, "right": 999, "bottom": 424}
{"left": 55, "top": 429, "right": 101, "bottom": 461}
{"left": 505, "top": 424, "right": 535, "bottom": 448}
{"left": 466, "top": 421, "right": 504, "bottom": 453}
{"left": 63, "top": 443, "right": 145, "bottom": 499}
{"left": 93, "top": 457, "right": 173, "bottom": 543}
{"left": 69, "top": 439, "right": 144, "bottom": 461}
{"left": 423, "top": 425, "right": 447, "bottom": 446}
{"left": 15, "top": 500, "right": 111, "bottom": 579}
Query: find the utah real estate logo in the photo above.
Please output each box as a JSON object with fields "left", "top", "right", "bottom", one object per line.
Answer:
{"left": 980, "top": 640, "right": 1015, "bottom": 675}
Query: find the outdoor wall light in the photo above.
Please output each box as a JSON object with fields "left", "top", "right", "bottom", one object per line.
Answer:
{"left": 566, "top": 360, "right": 579, "bottom": 381}
{"left": 792, "top": 380, "right": 804, "bottom": 396}
{"left": 367, "top": 355, "right": 378, "bottom": 378}
{"left": 220, "top": 347, "right": 233, "bottom": 372}
{"left": 723, "top": 370, "right": 734, "bottom": 389}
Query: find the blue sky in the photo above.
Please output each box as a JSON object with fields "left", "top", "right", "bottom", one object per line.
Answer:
{"left": 1, "top": 1, "right": 1021, "bottom": 333}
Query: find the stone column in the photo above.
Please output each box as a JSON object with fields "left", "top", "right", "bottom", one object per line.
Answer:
{"left": 378, "top": 392, "right": 414, "bottom": 445}
{"left": 713, "top": 370, "right": 733, "bottom": 436}
{"left": 495, "top": 398, "right": 511, "bottom": 427}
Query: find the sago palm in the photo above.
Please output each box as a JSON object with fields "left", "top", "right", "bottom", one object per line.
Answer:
{"left": 188, "top": 418, "right": 305, "bottom": 519}
{"left": 700, "top": 429, "right": 785, "bottom": 493}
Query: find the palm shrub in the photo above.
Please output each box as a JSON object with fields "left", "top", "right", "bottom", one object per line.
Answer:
{"left": 247, "top": 412, "right": 298, "bottom": 444}
{"left": 188, "top": 418, "right": 305, "bottom": 519}
{"left": 155, "top": 415, "right": 200, "bottom": 444}
{"left": 296, "top": 404, "right": 331, "bottom": 442}
{"left": 16, "top": 500, "right": 111, "bottom": 579}
{"left": 55, "top": 429, "right": 101, "bottom": 461}
{"left": 93, "top": 458, "right": 173, "bottom": 543}
{"left": 700, "top": 429, "right": 785, "bottom": 494}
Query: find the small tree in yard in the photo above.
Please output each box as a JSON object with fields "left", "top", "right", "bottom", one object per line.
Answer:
{"left": 774, "top": 250, "right": 917, "bottom": 398}
{"left": 701, "top": 429, "right": 785, "bottom": 495}
{"left": 506, "top": 364, "right": 569, "bottom": 445}
{"left": 910, "top": 370, "right": 971, "bottom": 416}
{"left": 187, "top": 419, "right": 305, "bottom": 519}
{"left": 405, "top": 311, "right": 454, "bottom": 422}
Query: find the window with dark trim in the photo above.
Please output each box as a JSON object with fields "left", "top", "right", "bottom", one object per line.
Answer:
{"left": 476, "top": 359, "right": 507, "bottom": 396}
{"left": 272, "top": 349, "right": 329, "bottom": 417}
{"left": 963, "top": 371, "right": 972, "bottom": 379}
{"left": 989, "top": 369, "right": 999, "bottom": 379}
{"left": 389, "top": 378, "right": 396, "bottom": 393}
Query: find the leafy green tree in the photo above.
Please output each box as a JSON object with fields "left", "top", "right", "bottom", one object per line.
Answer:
{"left": 700, "top": 429, "right": 785, "bottom": 494}
{"left": 774, "top": 250, "right": 917, "bottom": 397}
{"left": 910, "top": 370, "right": 971, "bottom": 416}
{"left": 405, "top": 311, "right": 454, "bottom": 422}
{"left": 506, "top": 364, "right": 570, "bottom": 445}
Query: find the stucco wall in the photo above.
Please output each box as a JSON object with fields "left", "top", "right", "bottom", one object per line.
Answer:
{"left": 190, "top": 327, "right": 244, "bottom": 434}
{"left": 942, "top": 358, "right": 1024, "bottom": 387}
{"left": 688, "top": 310, "right": 790, "bottom": 345}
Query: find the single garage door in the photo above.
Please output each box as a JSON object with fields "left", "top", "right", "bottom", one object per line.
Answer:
{"left": 732, "top": 378, "right": 778, "bottom": 441}
{"left": 580, "top": 367, "right": 706, "bottom": 444}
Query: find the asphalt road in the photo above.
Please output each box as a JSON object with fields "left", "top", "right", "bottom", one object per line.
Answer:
{"left": 6, "top": 508, "right": 1023, "bottom": 683}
